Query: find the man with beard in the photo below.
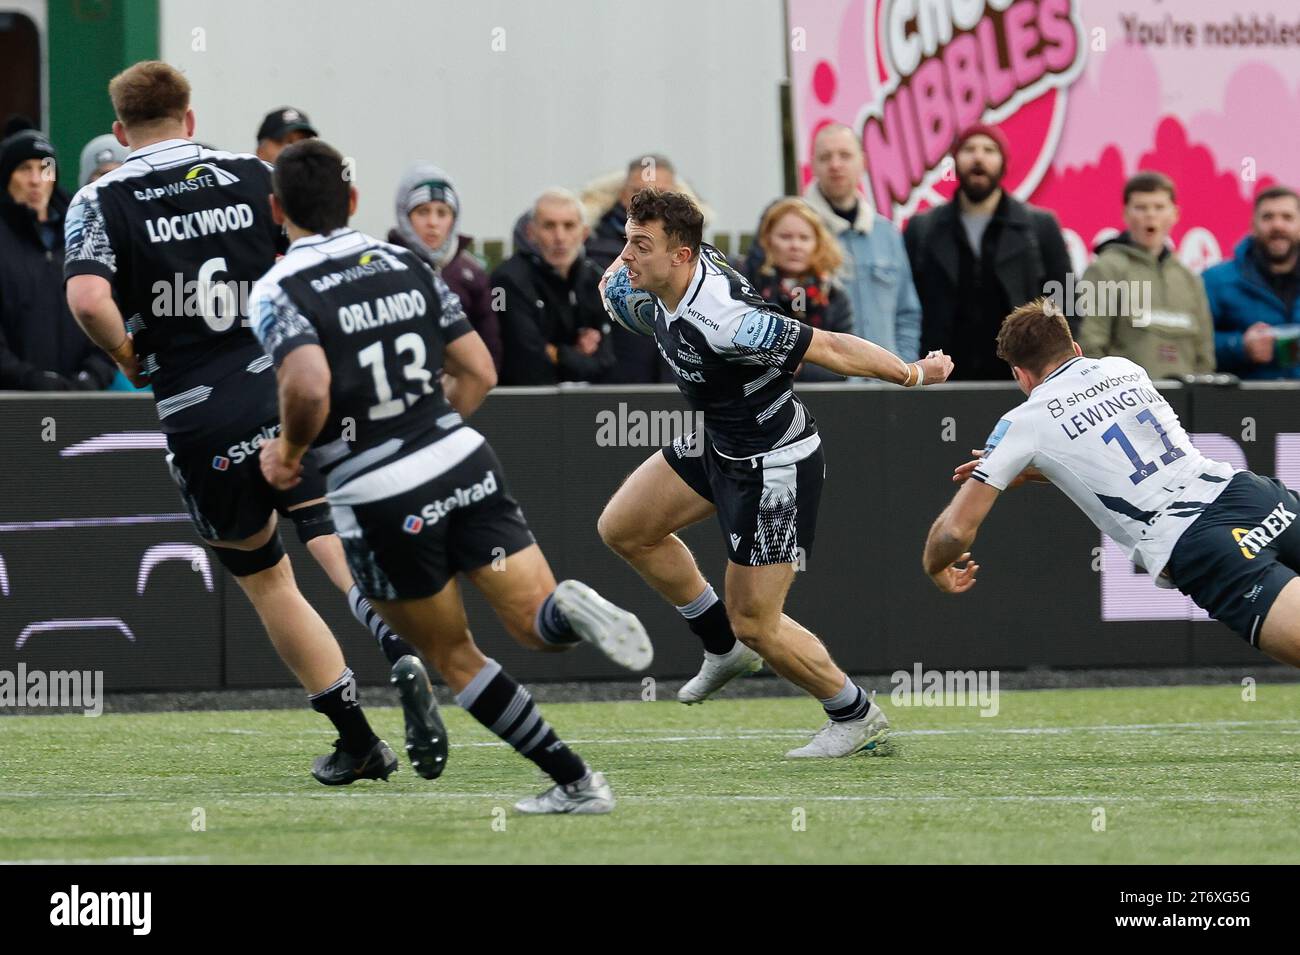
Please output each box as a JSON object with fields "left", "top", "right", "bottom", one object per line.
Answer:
{"left": 905, "top": 124, "right": 1072, "bottom": 380}
{"left": 1205, "top": 186, "right": 1300, "bottom": 380}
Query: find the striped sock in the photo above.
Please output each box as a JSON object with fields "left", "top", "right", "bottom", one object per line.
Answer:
{"left": 821, "top": 676, "right": 872, "bottom": 723}
{"left": 347, "top": 585, "right": 418, "bottom": 665}
{"left": 676, "top": 584, "right": 737, "bottom": 655}
{"left": 308, "top": 667, "right": 378, "bottom": 755}
{"left": 534, "top": 591, "right": 580, "bottom": 645}
{"left": 456, "top": 658, "right": 587, "bottom": 785}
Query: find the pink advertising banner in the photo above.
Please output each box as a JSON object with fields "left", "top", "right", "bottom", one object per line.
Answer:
{"left": 788, "top": 0, "right": 1300, "bottom": 272}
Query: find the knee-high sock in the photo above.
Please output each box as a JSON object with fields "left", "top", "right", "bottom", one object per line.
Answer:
{"left": 535, "top": 590, "right": 580, "bottom": 645}
{"left": 309, "top": 667, "right": 378, "bottom": 754}
{"left": 676, "top": 584, "right": 737, "bottom": 655}
{"left": 348, "top": 585, "right": 418, "bottom": 665}
{"left": 455, "top": 658, "right": 587, "bottom": 785}
{"left": 821, "top": 675, "right": 871, "bottom": 723}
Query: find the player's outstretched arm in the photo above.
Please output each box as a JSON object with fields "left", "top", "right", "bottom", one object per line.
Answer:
{"left": 802, "top": 328, "right": 953, "bottom": 385}
{"left": 923, "top": 480, "right": 1000, "bottom": 594}
{"left": 66, "top": 274, "right": 147, "bottom": 386}
{"left": 261, "top": 344, "right": 331, "bottom": 491}
{"left": 952, "top": 449, "right": 1048, "bottom": 488}
{"left": 442, "top": 331, "right": 497, "bottom": 418}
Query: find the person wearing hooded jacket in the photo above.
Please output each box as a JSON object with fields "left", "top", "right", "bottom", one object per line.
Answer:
{"left": 0, "top": 123, "right": 115, "bottom": 390}
{"left": 1078, "top": 172, "right": 1214, "bottom": 378}
{"left": 386, "top": 162, "right": 501, "bottom": 372}
{"left": 492, "top": 188, "right": 614, "bottom": 386}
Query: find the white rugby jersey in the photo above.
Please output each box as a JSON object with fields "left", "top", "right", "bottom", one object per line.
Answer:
{"left": 972, "top": 355, "right": 1237, "bottom": 581}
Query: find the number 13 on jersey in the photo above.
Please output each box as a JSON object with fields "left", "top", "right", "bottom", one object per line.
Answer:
{"left": 358, "top": 332, "right": 434, "bottom": 420}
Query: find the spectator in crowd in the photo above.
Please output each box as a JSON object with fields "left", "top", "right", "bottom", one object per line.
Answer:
{"left": 585, "top": 155, "right": 680, "bottom": 268}
{"left": 1205, "top": 185, "right": 1300, "bottom": 380}
{"left": 581, "top": 155, "right": 711, "bottom": 383}
{"left": 1078, "top": 172, "right": 1214, "bottom": 377}
{"left": 747, "top": 124, "right": 920, "bottom": 361}
{"left": 492, "top": 188, "right": 614, "bottom": 385}
{"left": 78, "top": 133, "right": 128, "bottom": 186}
{"left": 254, "top": 106, "right": 316, "bottom": 164}
{"left": 905, "top": 124, "right": 1072, "bottom": 380}
{"left": 0, "top": 126, "right": 114, "bottom": 390}
{"left": 386, "top": 161, "right": 501, "bottom": 371}
{"left": 745, "top": 198, "right": 853, "bottom": 382}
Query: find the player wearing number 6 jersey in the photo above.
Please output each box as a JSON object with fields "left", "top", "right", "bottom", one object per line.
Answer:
{"left": 926, "top": 296, "right": 1300, "bottom": 667}
{"left": 249, "top": 139, "right": 650, "bottom": 814}
{"left": 62, "top": 60, "right": 441, "bottom": 786}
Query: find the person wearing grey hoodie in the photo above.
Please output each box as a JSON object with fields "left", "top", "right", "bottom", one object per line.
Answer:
{"left": 387, "top": 162, "right": 501, "bottom": 371}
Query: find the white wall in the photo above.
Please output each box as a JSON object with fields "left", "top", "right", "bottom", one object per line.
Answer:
{"left": 161, "top": 0, "right": 787, "bottom": 243}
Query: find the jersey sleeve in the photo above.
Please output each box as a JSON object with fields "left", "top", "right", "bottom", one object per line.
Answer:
{"left": 431, "top": 270, "right": 474, "bottom": 344}
{"left": 63, "top": 187, "right": 117, "bottom": 281}
{"left": 720, "top": 307, "right": 813, "bottom": 370}
{"left": 249, "top": 282, "right": 319, "bottom": 365}
{"left": 971, "top": 412, "right": 1037, "bottom": 491}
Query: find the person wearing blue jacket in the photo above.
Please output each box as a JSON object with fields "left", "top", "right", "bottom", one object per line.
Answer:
{"left": 744, "top": 124, "right": 921, "bottom": 361}
{"left": 1205, "top": 186, "right": 1300, "bottom": 380}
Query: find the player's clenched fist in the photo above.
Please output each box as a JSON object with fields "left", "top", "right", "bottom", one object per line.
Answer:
{"left": 259, "top": 437, "right": 303, "bottom": 491}
{"left": 917, "top": 349, "right": 954, "bottom": 385}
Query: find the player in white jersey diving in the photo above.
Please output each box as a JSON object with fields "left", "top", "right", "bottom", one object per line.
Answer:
{"left": 925, "top": 296, "right": 1300, "bottom": 668}
{"left": 598, "top": 188, "right": 953, "bottom": 757}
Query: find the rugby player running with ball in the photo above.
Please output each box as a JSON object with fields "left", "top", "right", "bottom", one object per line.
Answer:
{"left": 598, "top": 188, "right": 953, "bottom": 757}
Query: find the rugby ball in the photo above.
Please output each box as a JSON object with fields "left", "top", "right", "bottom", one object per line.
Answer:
{"left": 602, "top": 265, "right": 658, "bottom": 336}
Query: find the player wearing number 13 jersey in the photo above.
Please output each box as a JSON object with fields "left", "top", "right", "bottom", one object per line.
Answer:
{"left": 250, "top": 140, "right": 652, "bottom": 814}
{"left": 927, "top": 297, "right": 1300, "bottom": 671}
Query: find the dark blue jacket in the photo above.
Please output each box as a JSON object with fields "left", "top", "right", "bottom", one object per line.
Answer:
{"left": 1205, "top": 236, "right": 1300, "bottom": 379}
{"left": 0, "top": 189, "right": 114, "bottom": 390}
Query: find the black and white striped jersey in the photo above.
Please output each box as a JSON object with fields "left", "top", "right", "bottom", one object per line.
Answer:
{"left": 248, "top": 228, "right": 474, "bottom": 486}
{"left": 64, "top": 138, "right": 285, "bottom": 435}
{"left": 652, "top": 244, "right": 815, "bottom": 459}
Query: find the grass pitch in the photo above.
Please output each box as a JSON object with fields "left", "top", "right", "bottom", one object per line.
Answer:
{"left": 1, "top": 683, "right": 1298, "bottom": 864}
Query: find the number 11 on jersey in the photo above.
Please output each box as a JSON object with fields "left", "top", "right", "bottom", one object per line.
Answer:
{"left": 1102, "top": 408, "right": 1186, "bottom": 485}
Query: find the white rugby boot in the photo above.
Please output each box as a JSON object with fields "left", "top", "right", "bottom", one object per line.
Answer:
{"left": 785, "top": 701, "right": 893, "bottom": 758}
{"left": 515, "top": 770, "right": 615, "bottom": 815}
{"left": 553, "top": 579, "right": 653, "bottom": 671}
{"left": 677, "top": 642, "right": 764, "bottom": 704}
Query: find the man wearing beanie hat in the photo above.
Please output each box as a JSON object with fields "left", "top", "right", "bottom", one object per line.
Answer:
{"left": 0, "top": 125, "right": 115, "bottom": 390}
{"left": 78, "top": 133, "right": 129, "bottom": 186}
{"left": 387, "top": 161, "right": 501, "bottom": 371}
{"left": 904, "top": 123, "right": 1072, "bottom": 380}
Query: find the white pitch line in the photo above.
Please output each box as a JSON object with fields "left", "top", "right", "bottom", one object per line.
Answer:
{"left": 195, "top": 718, "right": 1300, "bottom": 748}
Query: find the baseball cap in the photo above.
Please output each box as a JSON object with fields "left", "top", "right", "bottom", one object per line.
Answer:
{"left": 256, "top": 106, "right": 317, "bottom": 143}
